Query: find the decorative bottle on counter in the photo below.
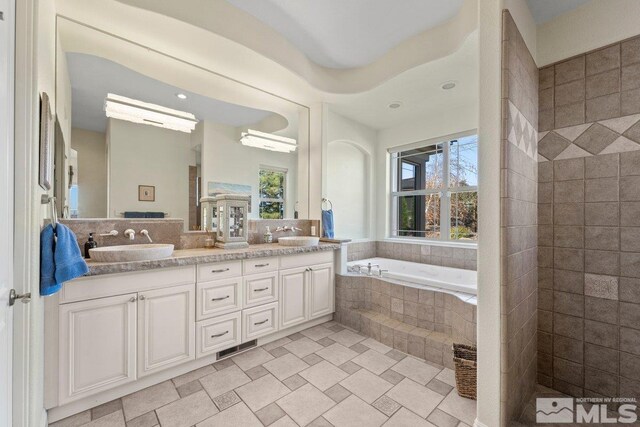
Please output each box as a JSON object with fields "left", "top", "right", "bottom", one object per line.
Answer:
{"left": 264, "top": 226, "right": 273, "bottom": 243}
{"left": 84, "top": 233, "right": 98, "bottom": 259}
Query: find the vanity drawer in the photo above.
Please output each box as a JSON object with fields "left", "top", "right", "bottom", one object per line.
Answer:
{"left": 244, "top": 272, "right": 278, "bottom": 308}
{"left": 243, "top": 257, "right": 278, "bottom": 275}
{"left": 242, "top": 302, "right": 278, "bottom": 341}
{"left": 197, "top": 278, "right": 243, "bottom": 320}
{"left": 279, "top": 251, "right": 334, "bottom": 270}
{"left": 196, "top": 312, "right": 241, "bottom": 357}
{"left": 197, "top": 261, "right": 242, "bottom": 282}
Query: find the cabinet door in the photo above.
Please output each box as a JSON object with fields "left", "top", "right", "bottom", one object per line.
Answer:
{"left": 138, "top": 284, "right": 195, "bottom": 376}
{"left": 279, "top": 267, "right": 308, "bottom": 328}
{"left": 59, "top": 293, "right": 137, "bottom": 404}
{"left": 308, "top": 263, "right": 334, "bottom": 319}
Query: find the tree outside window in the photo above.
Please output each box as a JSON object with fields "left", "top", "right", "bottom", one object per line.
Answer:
{"left": 259, "top": 168, "right": 286, "bottom": 219}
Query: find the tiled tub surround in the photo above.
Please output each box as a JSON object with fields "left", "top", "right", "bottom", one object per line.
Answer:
{"left": 346, "top": 241, "right": 477, "bottom": 271}
{"left": 61, "top": 218, "right": 320, "bottom": 249}
{"left": 334, "top": 274, "right": 477, "bottom": 370}
{"left": 537, "top": 37, "right": 640, "bottom": 406}
{"left": 50, "top": 321, "right": 477, "bottom": 427}
{"left": 501, "top": 11, "right": 539, "bottom": 424}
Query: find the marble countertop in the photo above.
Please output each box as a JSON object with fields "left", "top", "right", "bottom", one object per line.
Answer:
{"left": 84, "top": 242, "right": 341, "bottom": 276}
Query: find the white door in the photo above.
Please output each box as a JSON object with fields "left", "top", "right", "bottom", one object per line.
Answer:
{"left": 308, "top": 263, "right": 334, "bottom": 319}
{"left": 59, "top": 294, "right": 138, "bottom": 404}
{"left": 138, "top": 284, "right": 195, "bottom": 376}
{"left": 0, "top": 0, "right": 15, "bottom": 424}
{"left": 279, "top": 267, "right": 307, "bottom": 328}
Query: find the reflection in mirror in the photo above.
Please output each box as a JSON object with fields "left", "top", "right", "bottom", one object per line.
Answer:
{"left": 55, "top": 20, "right": 307, "bottom": 232}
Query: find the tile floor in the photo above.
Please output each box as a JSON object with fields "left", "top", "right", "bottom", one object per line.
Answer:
{"left": 50, "top": 321, "right": 476, "bottom": 427}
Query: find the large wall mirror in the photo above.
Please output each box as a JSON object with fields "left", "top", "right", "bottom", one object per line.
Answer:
{"left": 54, "top": 17, "right": 310, "bottom": 231}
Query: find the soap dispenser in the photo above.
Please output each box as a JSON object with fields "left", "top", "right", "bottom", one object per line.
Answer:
{"left": 84, "top": 233, "right": 98, "bottom": 259}
{"left": 264, "top": 226, "right": 273, "bottom": 244}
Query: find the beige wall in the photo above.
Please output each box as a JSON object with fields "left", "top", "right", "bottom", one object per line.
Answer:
{"left": 107, "top": 119, "right": 193, "bottom": 222}
{"left": 71, "top": 128, "right": 107, "bottom": 218}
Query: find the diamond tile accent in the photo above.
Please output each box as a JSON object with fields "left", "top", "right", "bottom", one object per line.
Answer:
{"left": 538, "top": 132, "right": 571, "bottom": 160}
{"left": 554, "top": 123, "right": 591, "bottom": 141}
{"left": 554, "top": 143, "right": 592, "bottom": 160}
{"left": 600, "top": 136, "right": 640, "bottom": 154}
{"left": 573, "top": 123, "right": 619, "bottom": 154}
{"left": 507, "top": 101, "right": 538, "bottom": 159}
{"left": 624, "top": 120, "right": 640, "bottom": 143}
{"left": 600, "top": 113, "right": 640, "bottom": 134}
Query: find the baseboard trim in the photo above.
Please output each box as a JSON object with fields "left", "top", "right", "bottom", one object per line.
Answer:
{"left": 473, "top": 419, "right": 488, "bottom": 427}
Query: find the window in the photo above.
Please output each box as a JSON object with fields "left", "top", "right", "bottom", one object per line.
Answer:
{"left": 390, "top": 134, "right": 478, "bottom": 242}
{"left": 258, "top": 167, "right": 286, "bottom": 219}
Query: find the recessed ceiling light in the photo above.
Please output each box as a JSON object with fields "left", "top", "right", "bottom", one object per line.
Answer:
{"left": 176, "top": 93, "right": 187, "bottom": 100}
{"left": 388, "top": 101, "right": 402, "bottom": 109}
{"left": 441, "top": 81, "right": 456, "bottom": 90}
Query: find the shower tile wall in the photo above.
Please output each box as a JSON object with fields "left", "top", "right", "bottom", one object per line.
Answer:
{"left": 501, "top": 11, "right": 539, "bottom": 424}
{"left": 537, "top": 35, "right": 640, "bottom": 402}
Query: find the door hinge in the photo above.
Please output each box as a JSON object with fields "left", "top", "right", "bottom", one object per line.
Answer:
{"left": 9, "top": 289, "right": 31, "bottom": 306}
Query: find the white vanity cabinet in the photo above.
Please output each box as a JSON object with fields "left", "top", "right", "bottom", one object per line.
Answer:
{"left": 58, "top": 293, "right": 137, "bottom": 405}
{"left": 279, "top": 252, "right": 335, "bottom": 329}
{"left": 137, "top": 284, "right": 195, "bottom": 376}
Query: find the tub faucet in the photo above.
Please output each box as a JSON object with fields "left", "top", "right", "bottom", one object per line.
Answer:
{"left": 367, "top": 263, "right": 379, "bottom": 276}
{"left": 124, "top": 229, "right": 135, "bottom": 240}
{"left": 140, "top": 229, "right": 153, "bottom": 243}
{"left": 378, "top": 269, "right": 388, "bottom": 277}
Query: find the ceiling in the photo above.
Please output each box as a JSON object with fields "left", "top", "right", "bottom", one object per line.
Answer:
{"left": 526, "top": 0, "right": 592, "bottom": 24}
{"left": 225, "top": 0, "right": 465, "bottom": 69}
{"left": 66, "top": 52, "right": 275, "bottom": 133}
{"left": 328, "top": 30, "right": 477, "bottom": 130}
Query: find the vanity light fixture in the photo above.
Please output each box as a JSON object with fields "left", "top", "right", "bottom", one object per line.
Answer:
{"left": 240, "top": 129, "right": 297, "bottom": 153}
{"left": 104, "top": 93, "right": 198, "bottom": 133}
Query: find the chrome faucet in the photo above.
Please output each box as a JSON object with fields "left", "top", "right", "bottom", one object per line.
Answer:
{"left": 366, "top": 262, "right": 379, "bottom": 276}
{"left": 124, "top": 229, "right": 136, "bottom": 240}
{"left": 140, "top": 229, "right": 153, "bottom": 243}
{"left": 275, "top": 226, "right": 302, "bottom": 232}
{"left": 99, "top": 230, "right": 118, "bottom": 237}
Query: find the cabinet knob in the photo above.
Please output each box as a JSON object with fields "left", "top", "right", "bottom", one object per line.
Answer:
{"left": 139, "top": 295, "right": 146, "bottom": 301}
{"left": 129, "top": 296, "right": 137, "bottom": 303}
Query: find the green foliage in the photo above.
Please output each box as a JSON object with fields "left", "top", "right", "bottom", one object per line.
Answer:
{"left": 259, "top": 169, "right": 285, "bottom": 219}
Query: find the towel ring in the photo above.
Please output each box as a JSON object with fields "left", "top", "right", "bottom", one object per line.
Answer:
{"left": 322, "top": 198, "right": 333, "bottom": 210}
{"left": 41, "top": 194, "right": 58, "bottom": 228}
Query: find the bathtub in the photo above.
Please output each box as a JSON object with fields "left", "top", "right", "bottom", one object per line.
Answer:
{"left": 346, "top": 257, "right": 477, "bottom": 296}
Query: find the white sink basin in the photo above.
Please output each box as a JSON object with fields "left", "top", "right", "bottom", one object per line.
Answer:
{"left": 278, "top": 236, "right": 320, "bottom": 247}
{"left": 89, "top": 244, "right": 175, "bottom": 262}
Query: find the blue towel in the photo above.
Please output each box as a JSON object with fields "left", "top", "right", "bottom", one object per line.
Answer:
{"left": 145, "top": 212, "right": 165, "bottom": 218}
{"left": 40, "top": 223, "right": 89, "bottom": 296}
{"left": 124, "top": 211, "right": 145, "bottom": 218}
{"left": 322, "top": 209, "right": 334, "bottom": 239}
{"left": 40, "top": 224, "right": 59, "bottom": 296}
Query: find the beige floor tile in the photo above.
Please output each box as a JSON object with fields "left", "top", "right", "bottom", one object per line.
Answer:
{"left": 211, "top": 391, "right": 241, "bottom": 411}
{"left": 435, "top": 368, "right": 456, "bottom": 387}
{"left": 361, "top": 338, "right": 393, "bottom": 354}
{"left": 324, "top": 384, "right": 351, "bottom": 403}
{"left": 155, "top": 390, "right": 218, "bottom": 427}
{"left": 176, "top": 379, "right": 203, "bottom": 398}
{"left": 383, "top": 407, "right": 437, "bottom": 427}
{"left": 91, "top": 399, "right": 122, "bottom": 420}
{"left": 232, "top": 347, "right": 274, "bottom": 371}
{"left": 329, "top": 329, "right": 366, "bottom": 347}
{"left": 284, "top": 337, "right": 324, "bottom": 358}
{"left": 121, "top": 381, "right": 179, "bottom": 421}
{"left": 372, "top": 395, "right": 401, "bottom": 417}
{"left": 276, "top": 384, "right": 336, "bottom": 426}
{"left": 427, "top": 408, "right": 461, "bottom": 427}
{"left": 282, "top": 374, "right": 308, "bottom": 391}
{"left": 270, "top": 415, "right": 299, "bottom": 427}
{"left": 196, "top": 402, "right": 262, "bottom": 427}
{"left": 235, "top": 374, "right": 291, "bottom": 412}
{"left": 339, "top": 368, "right": 393, "bottom": 404}
{"left": 299, "top": 360, "right": 348, "bottom": 391}
{"left": 323, "top": 395, "right": 388, "bottom": 427}
{"left": 254, "top": 402, "right": 286, "bottom": 426}
{"left": 49, "top": 411, "right": 91, "bottom": 427}
{"left": 386, "top": 378, "right": 444, "bottom": 418}
{"left": 85, "top": 410, "right": 125, "bottom": 427}
{"left": 391, "top": 356, "right": 440, "bottom": 385}
{"left": 316, "top": 343, "right": 359, "bottom": 366}
{"left": 263, "top": 353, "right": 309, "bottom": 380}
{"left": 124, "top": 411, "right": 158, "bottom": 427}
{"left": 171, "top": 365, "right": 216, "bottom": 388}
{"left": 351, "top": 349, "right": 398, "bottom": 375}
{"left": 437, "top": 389, "right": 477, "bottom": 426}
{"left": 199, "top": 365, "right": 251, "bottom": 399}
{"left": 263, "top": 337, "right": 293, "bottom": 352}
{"left": 300, "top": 325, "right": 334, "bottom": 341}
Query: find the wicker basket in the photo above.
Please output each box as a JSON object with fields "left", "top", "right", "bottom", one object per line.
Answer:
{"left": 453, "top": 343, "right": 477, "bottom": 400}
